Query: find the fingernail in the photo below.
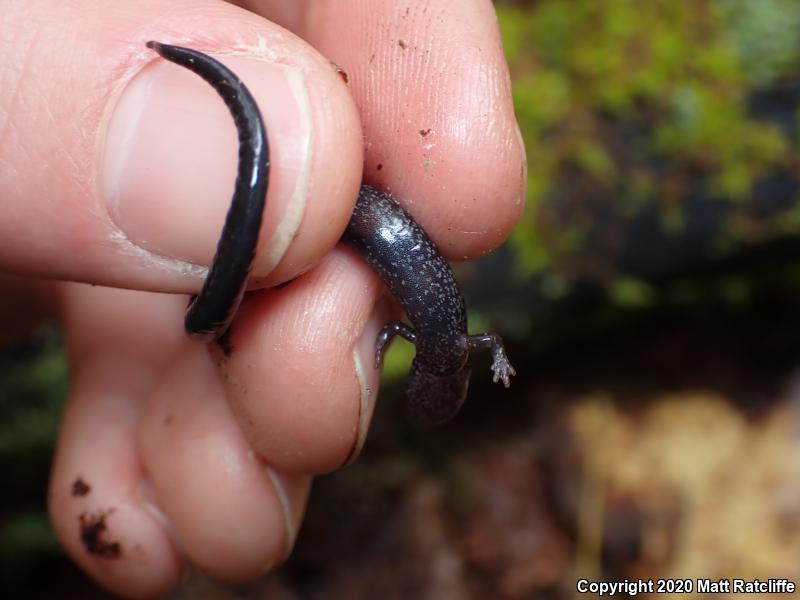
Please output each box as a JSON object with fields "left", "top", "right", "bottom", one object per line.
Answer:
{"left": 139, "top": 477, "right": 177, "bottom": 538}
{"left": 139, "top": 476, "right": 189, "bottom": 578}
{"left": 104, "top": 51, "right": 313, "bottom": 277}
{"left": 265, "top": 466, "right": 296, "bottom": 560}
{"left": 345, "top": 297, "right": 394, "bottom": 466}
{"left": 512, "top": 120, "right": 528, "bottom": 207}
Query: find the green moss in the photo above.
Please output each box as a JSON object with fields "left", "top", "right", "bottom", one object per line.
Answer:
{"left": 608, "top": 277, "right": 657, "bottom": 308}
{"left": 777, "top": 198, "right": 800, "bottom": 235}
{"left": 0, "top": 338, "right": 67, "bottom": 457}
{"left": 380, "top": 337, "right": 415, "bottom": 386}
{"left": 714, "top": 0, "right": 800, "bottom": 87}
{"left": 575, "top": 141, "right": 617, "bottom": 184}
{"left": 498, "top": 0, "right": 796, "bottom": 290}
{"left": 540, "top": 273, "right": 569, "bottom": 301}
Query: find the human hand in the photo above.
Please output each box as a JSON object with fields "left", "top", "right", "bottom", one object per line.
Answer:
{"left": 1, "top": 1, "right": 525, "bottom": 596}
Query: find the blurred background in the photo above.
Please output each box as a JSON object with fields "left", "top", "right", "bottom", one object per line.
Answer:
{"left": 5, "top": 0, "right": 800, "bottom": 597}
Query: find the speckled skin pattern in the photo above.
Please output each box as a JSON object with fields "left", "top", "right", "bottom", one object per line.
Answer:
{"left": 344, "top": 187, "right": 472, "bottom": 422}
{"left": 149, "top": 43, "right": 514, "bottom": 425}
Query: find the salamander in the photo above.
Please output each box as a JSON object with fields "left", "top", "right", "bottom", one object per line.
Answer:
{"left": 146, "top": 42, "right": 515, "bottom": 424}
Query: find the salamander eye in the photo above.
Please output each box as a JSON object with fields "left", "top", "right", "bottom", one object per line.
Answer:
{"left": 404, "top": 366, "right": 471, "bottom": 425}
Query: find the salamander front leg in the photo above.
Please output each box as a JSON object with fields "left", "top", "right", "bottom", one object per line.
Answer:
{"left": 467, "top": 333, "right": 516, "bottom": 387}
{"left": 375, "top": 321, "right": 418, "bottom": 368}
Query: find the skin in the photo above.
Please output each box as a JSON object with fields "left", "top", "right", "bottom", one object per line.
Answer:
{"left": 0, "top": 1, "right": 525, "bottom": 597}
{"left": 147, "top": 43, "right": 515, "bottom": 424}
{"left": 343, "top": 185, "right": 515, "bottom": 424}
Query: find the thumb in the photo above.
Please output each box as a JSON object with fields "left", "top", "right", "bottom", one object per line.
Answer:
{"left": 0, "top": 1, "right": 362, "bottom": 292}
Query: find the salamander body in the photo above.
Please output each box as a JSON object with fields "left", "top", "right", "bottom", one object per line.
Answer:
{"left": 147, "top": 42, "right": 514, "bottom": 424}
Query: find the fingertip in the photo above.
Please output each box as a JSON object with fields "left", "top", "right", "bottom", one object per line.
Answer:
{"left": 1, "top": 2, "right": 362, "bottom": 292}
{"left": 265, "top": 466, "right": 312, "bottom": 558}
{"left": 49, "top": 494, "right": 183, "bottom": 599}
{"left": 107, "top": 42, "right": 361, "bottom": 287}
{"left": 303, "top": 0, "right": 525, "bottom": 259}
{"left": 219, "top": 246, "right": 384, "bottom": 473}
{"left": 138, "top": 344, "right": 306, "bottom": 581}
{"left": 49, "top": 353, "right": 184, "bottom": 598}
{"left": 345, "top": 296, "right": 396, "bottom": 465}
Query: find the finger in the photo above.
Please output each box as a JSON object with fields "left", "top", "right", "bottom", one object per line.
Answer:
{"left": 49, "top": 284, "right": 187, "bottom": 598}
{"left": 231, "top": 0, "right": 309, "bottom": 34}
{"left": 218, "top": 245, "right": 392, "bottom": 473}
{"left": 138, "top": 343, "right": 311, "bottom": 581}
{"left": 0, "top": 1, "right": 361, "bottom": 290}
{"left": 300, "top": 0, "right": 527, "bottom": 258}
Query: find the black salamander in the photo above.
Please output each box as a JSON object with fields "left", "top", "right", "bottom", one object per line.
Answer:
{"left": 146, "top": 42, "right": 514, "bottom": 424}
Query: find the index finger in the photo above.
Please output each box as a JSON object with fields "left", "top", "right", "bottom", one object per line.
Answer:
{"left": 300, "top": 0, "right": 527, "bottom": 258}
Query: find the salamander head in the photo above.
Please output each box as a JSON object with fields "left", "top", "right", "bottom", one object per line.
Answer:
{"left": 404, "top": 363, "right": 472, "bottom": 425}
